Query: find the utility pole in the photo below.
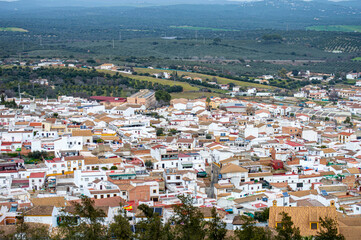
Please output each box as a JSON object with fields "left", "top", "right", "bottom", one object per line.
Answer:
{"left": 18, "top": 83, "right": 21, "bottom": 100}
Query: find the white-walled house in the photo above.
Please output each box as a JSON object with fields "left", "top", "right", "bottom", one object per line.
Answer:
{"left": 29, "top": 172, "right": 46, "bottom": 190}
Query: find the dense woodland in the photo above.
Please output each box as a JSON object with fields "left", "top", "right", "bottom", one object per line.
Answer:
{"left": 0, "top": 67, "right": 183, "bottom": 99}
{"left": 0, "top": 195, "right": 345, "bottom": 240}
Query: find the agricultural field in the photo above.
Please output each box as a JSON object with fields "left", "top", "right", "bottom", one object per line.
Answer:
{"left": 306, "top": 25, "right": 361, "bottom": 33}
{"left": 119, "top": 73, "right": 199, "bottom": 91}
{"left": 133, "top": 67, "right": 276, "bottom": 89}
{"left": 315, "top": 36, "right": 361, "bottom": 53}
{"left": 97, "top": 69, "right": 199, "bottom": 92}
{"left": 171, "top": 91, "right": 223, "bottom": 99}
{"left": 0, "top": 27, "right": 28, "bottom": 32}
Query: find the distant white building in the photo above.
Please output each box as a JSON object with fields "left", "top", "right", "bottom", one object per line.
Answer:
{"left": 100, "top": 63, "right": 115, "bottom": 70}
{"left": 347, "top": 73, "right": 360, "bottom": 80}
{"left": 294, "top": 92, "right": 306, "bottom": 98}
{"left": 262, "top": 75, "right": 273, "bottom": 80}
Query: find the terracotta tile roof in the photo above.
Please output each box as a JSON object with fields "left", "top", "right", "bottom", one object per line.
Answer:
{"left": 233, "top": 194, "right": 267, "bottom": 204}
{"left": 31, "top": 197, "right": 66, "bottom": 208}
{"left": 29, "top": 172, "right": 45, "bottom": 178}
{"left": 346, "top": 167, "right": 360, "bottom": 174}
{"left": 72, "top": 130, "right": 93, "bottom": 137}
{"left": 24, "top": 206, "right": 54, "bottom": 216}
{"left": 269, "top": 204, "right": 337, "bottom": 236}
{"left": 289, "top": 189, "right": 318, "bottom": 198}
{"left": 64, "top": 156, "right": 84, "bottom": 161}
{"left": 322, "top": 148, "right": 337, "bottom": 154}
{"left": 29, "top": 122, "right": 42, "bottom": 127}
{"left": 213, "top": 183, "right": 234, "bottom": 189}
{"left": 220, "top": 163, "right": 248, "bottom": 174}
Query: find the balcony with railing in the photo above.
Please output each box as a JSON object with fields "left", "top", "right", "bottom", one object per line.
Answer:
{"left": 161, "top": 154, "right": 178, "bottom": 160}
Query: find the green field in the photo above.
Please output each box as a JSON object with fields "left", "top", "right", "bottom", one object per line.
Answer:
{"left": 306, "top": 25, "right": 361, "bottom": 33}
{"left": 169, "top": 26, "right": 238, "bottom": 31}
{"left": 0, "top": 27, "right": 28, "bottom": 32}
{"left": 134, "top": 67, "right": 275, "bottom": 89}
{"left": 171, "top": 91, "right": 223, "bottom": 99}
{"left": 96, "top": 69, "right": 199, "bottom": 92}
{"left": 353, "top": 57, "right": 361, "bottom": 62}
{"left": 119, "top": 73, "right": 199, "bottom": 91}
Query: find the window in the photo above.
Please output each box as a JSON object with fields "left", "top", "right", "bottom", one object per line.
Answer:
{"left": 297, "top": 183, "right": 303, "bottom": 188}
{"left": 153, "top": 189, "right": 157, "bottom": 194}
{"left": 107, "top": 194, "right": 110, "bottom": 198}
{"left": 276, "top": 223, "right": 282, "bottom": 228}
{"left": 94, "top": 195, "right": 97, "bottom": 199}
{"left": 123, "top": 192, "right": 126, "bottom": 196}
{"left": 167, "top": 176, "right": 170, "bottom": 180}
{"left": 176, "top": 176, "right": 181, "bottom": 180}
{"left": 310, "top": 222, "right": 318, "bottom": 230}
{"left": 100, "top": 195, "right": 104, "bottom": 199}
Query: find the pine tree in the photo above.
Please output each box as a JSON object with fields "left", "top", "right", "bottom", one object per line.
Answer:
{"left": 108, "top": 206, "right": 133, "bottom": 240}
{"left": 205, "top": 207, "right": 227, "bottom": 240}
{"left": 56, "top": 195, "right": 107, "bottom": 240}
{"left": 171, "top": 195, "right": 206, "bottom": 240}
{"left": 235, "top": 215, "right": 272, "bottom": 240}
{"left": 276, "top": 212, "right": 302, "bottom": 240}
{"left": 314, "top": 217, "right": 345, "bottom": 240}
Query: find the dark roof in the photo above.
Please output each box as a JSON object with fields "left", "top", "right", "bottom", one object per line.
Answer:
{"left": 24, "top": 206, "right": 54, "bottom": 216}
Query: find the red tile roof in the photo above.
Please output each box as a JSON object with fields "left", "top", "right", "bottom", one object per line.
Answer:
{"left": 29, "top": 172, "right": 46, "bottom": 178}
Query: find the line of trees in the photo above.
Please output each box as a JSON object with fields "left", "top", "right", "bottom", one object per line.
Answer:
{"left": 2, "top": 195, "right": 344, "bottom": 240}
{"left": 0, "top": 67, "right": 183, "bottom": 99}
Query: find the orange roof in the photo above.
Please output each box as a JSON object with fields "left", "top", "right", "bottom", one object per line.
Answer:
{"left": 29, "top": 122, "right": 42, "bottom": 127}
